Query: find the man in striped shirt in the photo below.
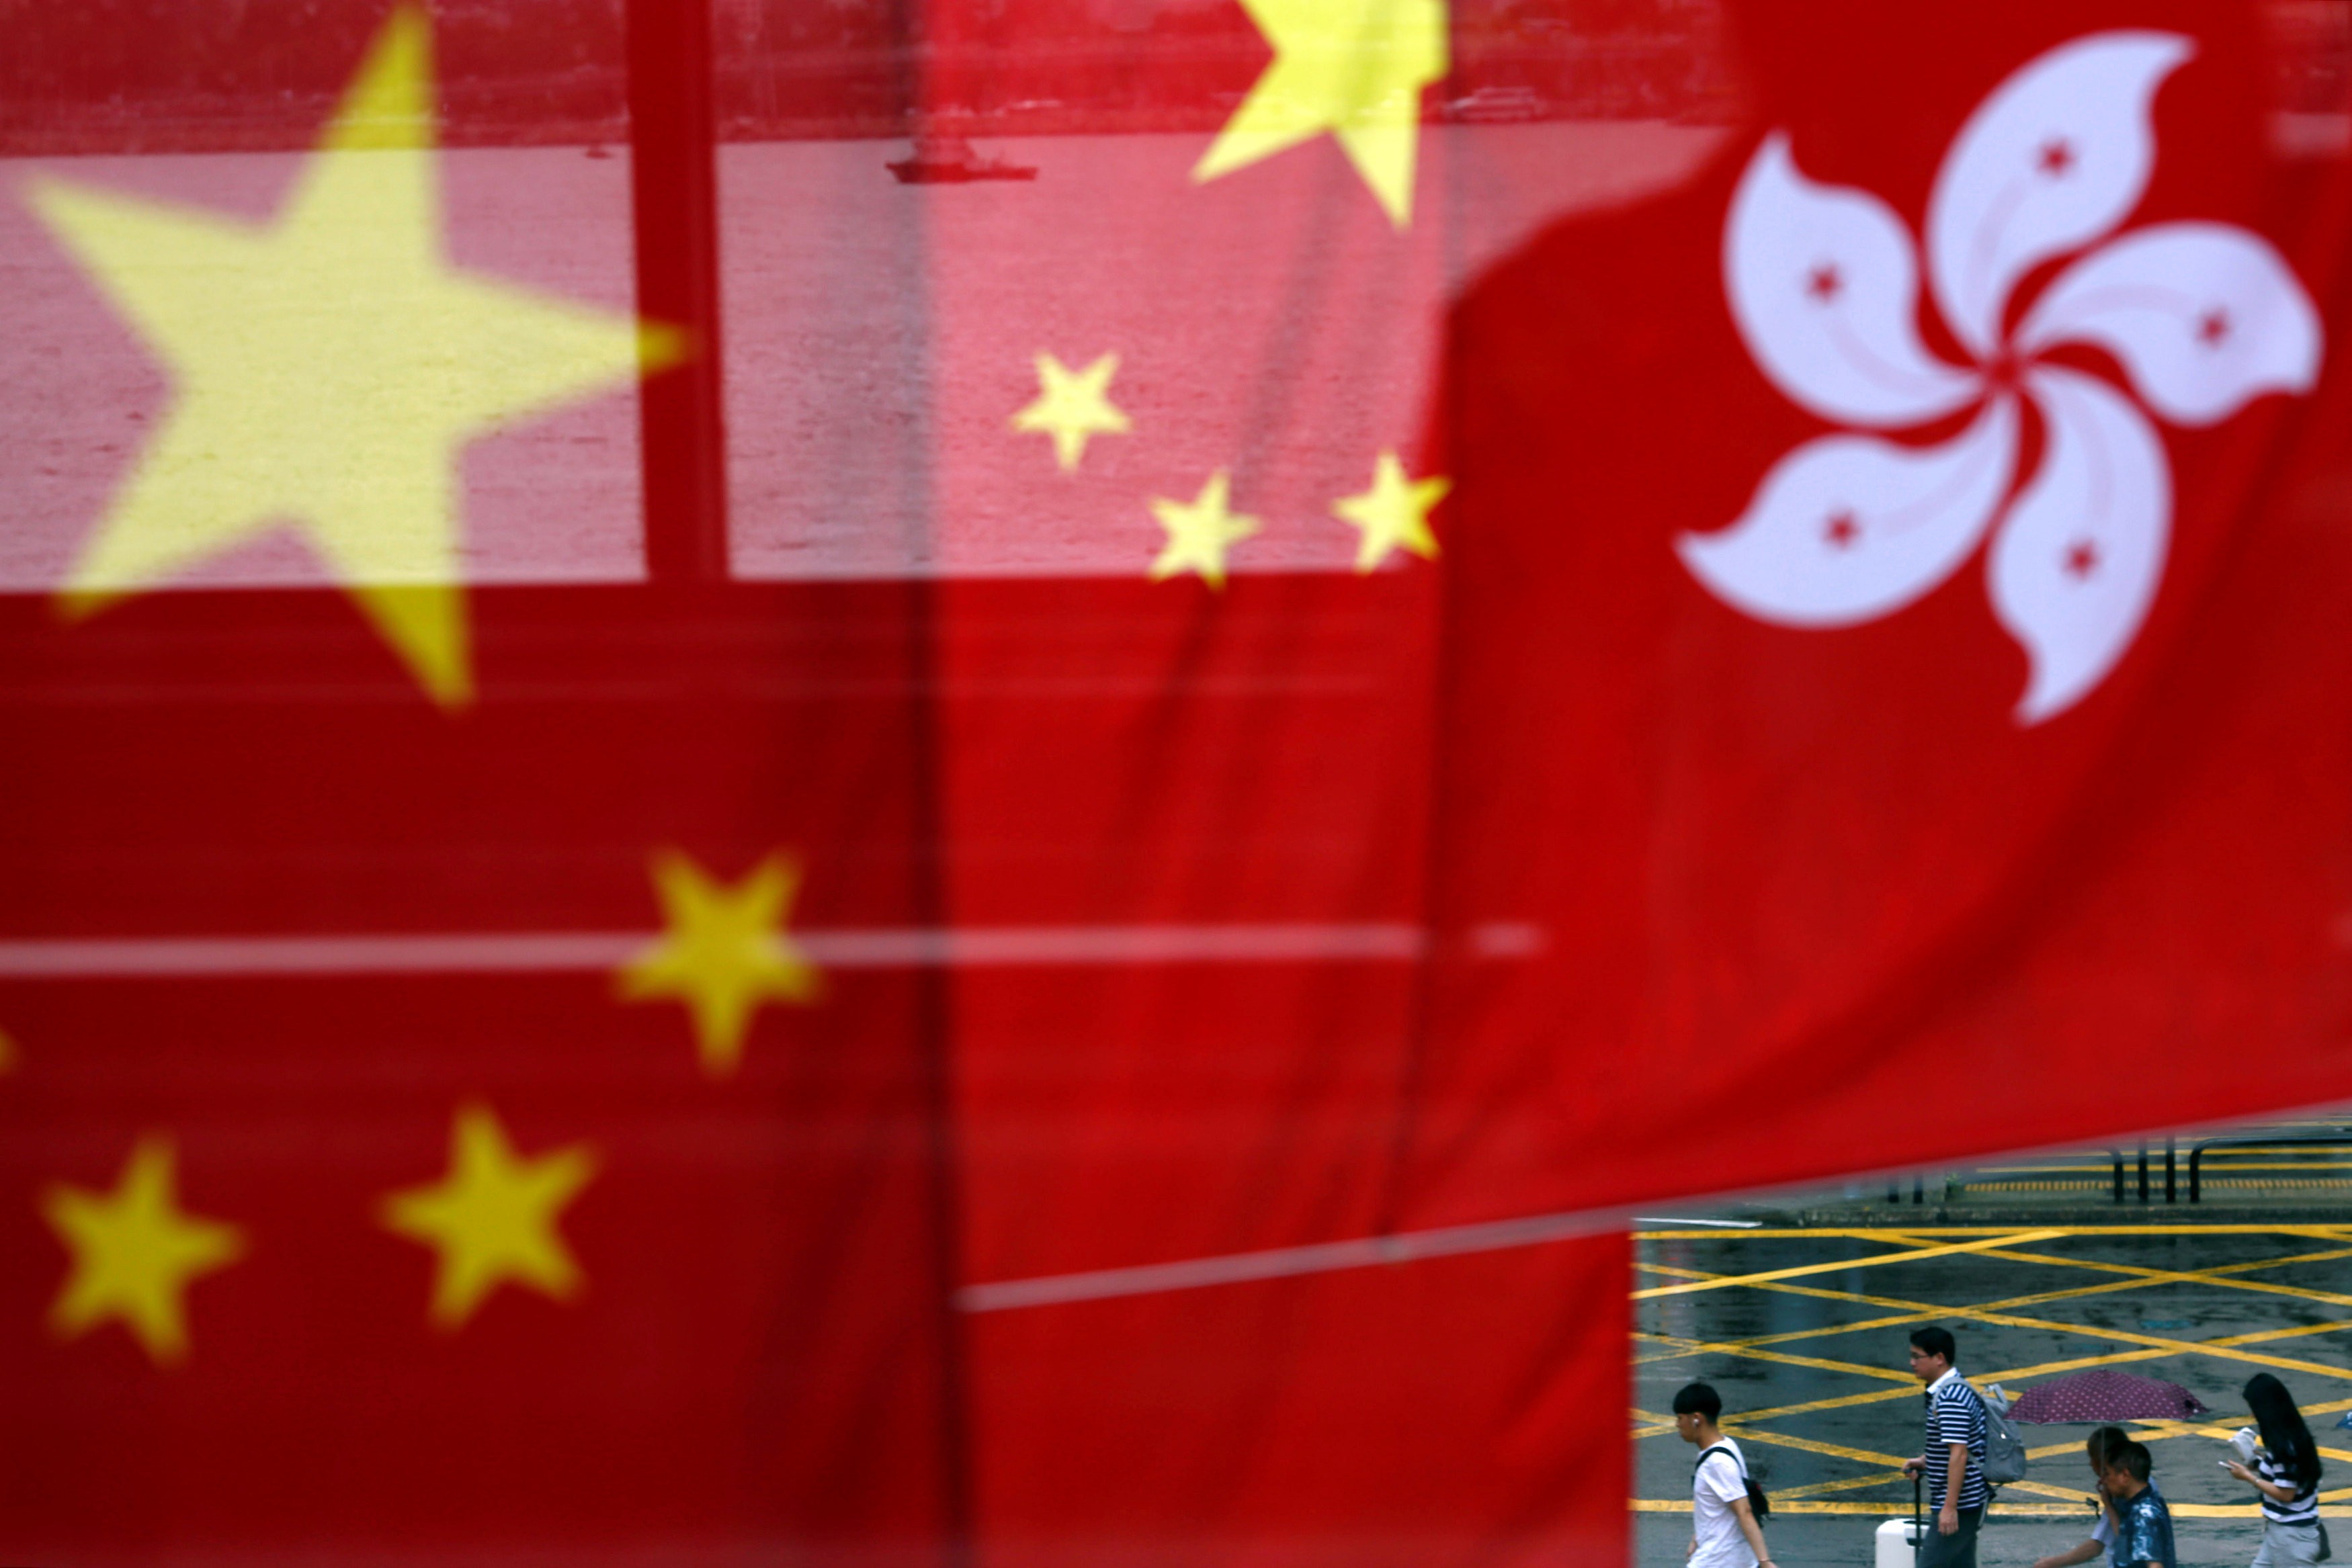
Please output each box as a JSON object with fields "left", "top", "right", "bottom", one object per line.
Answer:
{"left": 1902, "top": 1326, "right": 1990, "bottom": 1568}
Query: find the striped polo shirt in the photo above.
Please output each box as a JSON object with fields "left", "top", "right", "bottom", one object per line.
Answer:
{"left": 2256, "top": 1447, "right": 2320, "bottom": 1526}
{"left": 1923, "top": 1368, "right": 1990, "bottom": 1511}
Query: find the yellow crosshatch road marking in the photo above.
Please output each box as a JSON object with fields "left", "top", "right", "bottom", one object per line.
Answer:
{"left": 1641, "top": 1275, "right": 2352, "bottom": 1391}
{"left": 1638, "top": 1258, "right": 2352, "bottom": 1384}
{"left": 1866, "top": 1229, "right": 2352, "bottom": 1269}
{"left": 1634, "top": 1226, "right": 2352, "bottom": 1240}
{"left": 1632, "top": 1230, "right": 2066, "bottom": 1300}
{"left": 1897, "top": 1239, "right": 2352, "bottom": 1313}
{"left": 1633, "top": 1341, "right": 2201, "bottom": 1435}
{"left": 1632, "top": 1222, "right": 2352, "bottom": 1523}
{"left": 1630, "top": 1267, "right": 2160, "bottom": 1363}
{"left": 1631, "top": 1245, "right": 2352, "bottom": 1366}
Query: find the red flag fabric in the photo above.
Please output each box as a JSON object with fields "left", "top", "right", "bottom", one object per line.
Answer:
{"left": 1424, "top": 0, "right": 2352, "bottom": 1223}
{"left": 0, "top": 586, "right": 962, "bottom": 1556}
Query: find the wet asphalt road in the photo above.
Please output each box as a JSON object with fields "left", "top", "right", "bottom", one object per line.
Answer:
{"left": 1633, "top": 1225, "right": 2352, "bottom": 1568}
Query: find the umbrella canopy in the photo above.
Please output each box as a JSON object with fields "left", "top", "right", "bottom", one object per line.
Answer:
{"left": 2009, "top": 1370, "right": 2211, "bottom": 1424}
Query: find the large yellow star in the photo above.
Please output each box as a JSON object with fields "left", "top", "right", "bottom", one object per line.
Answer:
{"left": 380, "top": 1102, "right": 596, "bottom": 1330}
{"left": 1149, "top": 471, "right": 1261, "bottom": 589}
{"left": 1333, "top": 449, "right": 1448, "bottom": 570}
{"left": 1011, "top": 352, "right": 1130, "bottom": 472}
{"left": 26, "top": 7, "right": 679, "bottom": 706}
{"left": 617, "top": 849, "right": 821, "bottom": 1078}
{"left": 42, "top": 1137, "right": 245, "bottom": 1366}
{"left": 1193, "top": 0, "right": 1449, "bottom": 227}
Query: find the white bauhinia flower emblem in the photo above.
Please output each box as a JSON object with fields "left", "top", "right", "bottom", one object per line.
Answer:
{"left": 1681, "top": 32, "right": 2323, "bottom": 722}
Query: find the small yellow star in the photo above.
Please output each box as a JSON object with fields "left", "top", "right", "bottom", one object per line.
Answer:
{"left": 617, "top": 849, "right": 821, "bottom": 1077}
{"left": 42, "top": 1137, "right": 245, "bottom": 1366}
{"left": 1193, "top": 0, "right": 1449, "bottom": 226}
{"left": 1333, "top": 450, "right": 1448, "bottom": 571}
{"left": 1149, "top": 471, "right": 1261, "bottom": 589}
{"left": 26, "top": 7, "right": 679, "bottom": 706}
{"left": 380, "top": 1102, "right": 596, "bottom": 1330}
{"left": 1011, "top": 352, "right": 1131, "bottom": 472}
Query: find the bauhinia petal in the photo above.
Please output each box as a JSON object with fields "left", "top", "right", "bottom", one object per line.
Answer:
{"left": 1724, "top": 134, "right": 1983, "bottom": 429}
{"left": 1927, "top": 31, "right": 2192, "bottom": 359}
{"left": 1990, "top": 367, "right": 2171, "bottom": 723}
{"left": 1679, "top": 395, "right": 2016, "bottom": 627}
{"left": 2020, "top": 222, "right": 2323, "bottom": 427}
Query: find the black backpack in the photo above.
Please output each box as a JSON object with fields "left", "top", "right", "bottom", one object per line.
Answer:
{"left": 1697, "top": 1443, "right": 1771, "bottom": 1522}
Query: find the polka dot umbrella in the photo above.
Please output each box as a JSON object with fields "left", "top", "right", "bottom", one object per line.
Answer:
{"left": 2008, "top": 1370, "right": 2210, "bottom": 1423}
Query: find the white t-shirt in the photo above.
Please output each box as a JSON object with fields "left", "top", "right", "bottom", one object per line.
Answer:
{"left": 1691, "top": 1441, "right": 1760, "bottom": 1568}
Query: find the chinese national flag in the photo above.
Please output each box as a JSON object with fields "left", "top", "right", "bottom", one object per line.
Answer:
{"left": 0, "top": 586, "right": 963, "bottom": 1555}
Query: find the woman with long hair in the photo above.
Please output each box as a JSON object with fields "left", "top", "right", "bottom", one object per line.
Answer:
{"left": 2222, "top": 1374, "right": 2325, "bottom": 1567}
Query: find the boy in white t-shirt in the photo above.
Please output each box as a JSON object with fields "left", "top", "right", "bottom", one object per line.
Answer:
{"left": 1673, "top": 1382, "right": 1775, "bottom": 1568}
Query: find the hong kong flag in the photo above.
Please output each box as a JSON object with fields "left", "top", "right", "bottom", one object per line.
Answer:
{"left": 1421, "top": 0, "right": 2352, "bottom": 1227}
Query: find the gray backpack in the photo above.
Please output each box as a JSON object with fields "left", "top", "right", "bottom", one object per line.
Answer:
{"left": 1976, "top": 1383, "right": 2029, "bottom": 1487}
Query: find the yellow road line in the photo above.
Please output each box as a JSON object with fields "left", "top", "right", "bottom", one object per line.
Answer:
{"left": 2000, "top": 1478, "right": 2118, "bottom": 1504}
{"left": 1637, "top": 1331, "right": 1918, "bottom": 1385}
{"left": 2208, "top": 1324, "right": 2352, "bottom": 1358}
{"left": 1632, "top": 1270, "right": 2145, "bottom": 1363}
{"left": 1637, "top": 1260, "right": 2352, "bottom": 1363}
{"left": 1863, "top": 1231, "right": 2352, "bottom": 1316}
{"left": 1923, "top": 1242, "right": 2352, "bottom": 1313}
{"left": 1634, "top": 1343, "right": 2181, "bottom": 1430}
{"left": 1869, "top": 1232, "right": 2352, "bottom": 1287}
{"left": 1633, "top": 1246, "right": 2352, "bottom": 1366}
{"left": 1771, "top": 1472, "right": 2101, "bottom": 1508}
{"left": 1638, "top": 1261, "right": 2352, "bottom": 1384}
{"left": 1635, "top": 1226, "right": 2352, "bottom": 1241}
{"left": 1638, "top": 1231, "right": 2352, "bottom": 1340}
{"left": 1713, "top": 1427, "right": 1915, "bottom": 1471}
{"left": 1638, "top": 1331, "right": 2303, "bottom": 1428}
{"left": 1630, "top": 1270, "right": 2171, "bottom": 1365}
{"left": 1771, "top": 1470, "right": 1915, "bottom": 1500}
{"left": 1646, "top": 1416, "right": 2352, "bottom": 1493}
{"left": 1628, "top": 1500, "right": 2352, "bottom": 1518}
{"left": 1634, "top": 1231, "right": 2067, "bottom": 1301}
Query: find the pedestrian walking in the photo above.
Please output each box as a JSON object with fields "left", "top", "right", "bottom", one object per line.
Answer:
{"left": 1672, "top": 1381, "right": 1774, "bottom": 1568}
{"left": 2222, "top": 1373, "right": 2325, "bottom": 1568}
{"left": 2102, "top": 1440, "right": 2178, "bottom": 1568}
{"left": 1901, "top": 1327, "right": 1990, "bottom": 1568}
{"left": 2030, "top": 1426, "right": 2138, "bottom": 1568}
